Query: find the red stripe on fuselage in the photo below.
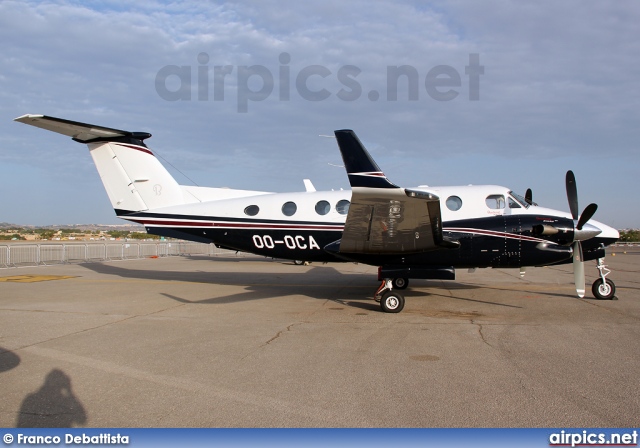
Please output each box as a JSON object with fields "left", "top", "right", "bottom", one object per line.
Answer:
{"left": 128, "top": 218, "right": 343, "bottom": 231}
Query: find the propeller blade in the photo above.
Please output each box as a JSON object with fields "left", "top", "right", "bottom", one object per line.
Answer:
{"left": 572, "top": 241, "right": 585, "bottom": 298}
{"left": 566, "top": 170, "right": 579, "bottom": 220}
{"left": 525, "top": 188, "right": 533, "bottom": 205}
{"left": 577, "top": 203, "right": 598, "bottom": 230}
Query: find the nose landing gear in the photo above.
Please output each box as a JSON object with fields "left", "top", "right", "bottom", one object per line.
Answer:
{"left": 592, "top": 257, "right": 616, "bottom": 300}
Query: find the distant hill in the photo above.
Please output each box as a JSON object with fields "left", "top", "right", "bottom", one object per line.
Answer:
{"left": 0, "top": 222, "right": 144, "bottom": 231}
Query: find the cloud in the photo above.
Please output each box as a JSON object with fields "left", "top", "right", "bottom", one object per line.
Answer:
{"left": 1, "top": 0, "right": 638, "bottom": 226}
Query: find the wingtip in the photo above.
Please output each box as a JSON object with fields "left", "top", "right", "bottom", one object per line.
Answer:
{"left": 14, "top": 114, "right": 44, "bottom": 122}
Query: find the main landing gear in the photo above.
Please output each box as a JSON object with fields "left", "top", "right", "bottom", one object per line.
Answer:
{"left": 374, "top": 278, "right": 407, "bottom": 313}
{"left": 592, "top": 257, "right": 616, "bottom": 300}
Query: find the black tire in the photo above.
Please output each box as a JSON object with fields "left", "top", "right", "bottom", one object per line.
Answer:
{"left": 592, "top": 278, "right": 616, "bottom": 300}
{"left": 392, "top": 278, "right": 409, "bottom": 290}
{"left": 380, "top": 291, "right": 405, "bottom": 313}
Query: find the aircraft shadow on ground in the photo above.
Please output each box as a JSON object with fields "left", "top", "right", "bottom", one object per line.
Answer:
{"left": 79, "top": 261, "right": 542, "bottom": 311}
{"left": 0, "top": 347, "right": 20, "bottom": 373}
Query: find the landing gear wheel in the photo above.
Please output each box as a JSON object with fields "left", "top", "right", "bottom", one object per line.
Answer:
{"left": 380, "top": 291, "right": 405, "bottom": 313}
{"left": 293, "top": 260, "right": 304, "bottom": 265}
{"left": 592, "top": 278, "right": 616, "bottom": 300}
{"left": 392, "top": 277, "right": 409, "bottom": 290}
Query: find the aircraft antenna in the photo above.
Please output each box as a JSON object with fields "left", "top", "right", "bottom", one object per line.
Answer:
{"left": 153, "top": 148, "right": 200, "bottom": 186}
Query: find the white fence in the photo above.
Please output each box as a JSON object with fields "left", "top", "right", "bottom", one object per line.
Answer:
{"left": 0, "top": 241, "right": 244, "bottom": 268}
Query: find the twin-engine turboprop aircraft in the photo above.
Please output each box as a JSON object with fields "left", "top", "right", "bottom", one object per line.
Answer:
{"left": 14, "top": 114, "right": 619, "bottom": 312}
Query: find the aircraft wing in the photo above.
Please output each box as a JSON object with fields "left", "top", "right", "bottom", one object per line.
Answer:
{"left": 333, "top": 130, "right": 456, "bottom": 255}
{"left": 14, "top": 114, "right": 150, "bottom": 143}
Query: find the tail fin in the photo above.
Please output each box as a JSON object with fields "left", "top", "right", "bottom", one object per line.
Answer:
{"left": 334, "top": 129, "right": 399, "bottom": 189}
{"left": 14, "top": 114, "right": 185, "bottom": 214}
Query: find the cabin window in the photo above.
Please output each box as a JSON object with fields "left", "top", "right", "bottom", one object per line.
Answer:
{"left": 244, "top": 205, "right": 259, "bottom": 216}
{"left": 485, "top": 194, "right": 505, "bottom": 209}
{"left": 282, "top": 201, "right": 297, "bottom": 216}
{"left": 336, "top": 199, "right": 350, "bottom": 215}
{"left": 315, "top": 200, "right": 331, "bottom": 215}
{"left": 446, "top": 196, "right": 463, "bottom": 211}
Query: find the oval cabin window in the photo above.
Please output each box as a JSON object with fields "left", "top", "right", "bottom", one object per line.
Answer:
{"left": 336, "top": 199, "right": 350, "bottom": 215}
{"left": 446, "top": 196, "right": 463, "bottom": 211}
{"left": 282, "top": 201, "right": 297, "bottom": 216}
{"left": 315, "top": 200, "right": 330, "bottom": 215}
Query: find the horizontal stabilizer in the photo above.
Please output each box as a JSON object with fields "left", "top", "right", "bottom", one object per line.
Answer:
{"left": 14, "top": 114, "right": 151, "bottom": 144}
{"left": 14, "top": 113, "right": 184, "bottom": 213}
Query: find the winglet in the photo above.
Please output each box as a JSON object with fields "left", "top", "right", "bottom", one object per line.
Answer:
{"left": 334, "top": 130, "right": 399, "bottom": 189}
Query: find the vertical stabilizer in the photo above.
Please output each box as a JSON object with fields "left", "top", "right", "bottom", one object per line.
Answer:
{"left": 88, "top": 142, "right": 185, "bottom": 213}
{"left": 14, "top": 114, "right": 186, "bottom": 214}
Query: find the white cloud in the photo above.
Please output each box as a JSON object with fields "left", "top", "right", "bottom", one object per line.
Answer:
{"left": 1, "top": 0, "right": 638, "bottom": 226}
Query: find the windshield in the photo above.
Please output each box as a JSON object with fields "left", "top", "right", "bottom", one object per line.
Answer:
{"left": 509, "top": 191, "right": 532, "bottom": 208}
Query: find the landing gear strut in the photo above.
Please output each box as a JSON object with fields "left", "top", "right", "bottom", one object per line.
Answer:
{"left": 374, "top": 279, "right": 405, "bottom": 313}
{"left": 592, "top": 257, "right": 616, "bottom": 300}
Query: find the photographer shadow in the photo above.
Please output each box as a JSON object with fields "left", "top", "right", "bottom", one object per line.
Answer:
{"left": 16, "top": 369, "right": 87, "bottom": 428}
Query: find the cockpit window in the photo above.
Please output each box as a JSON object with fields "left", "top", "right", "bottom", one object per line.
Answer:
{"left": 508, "top": 197, "right": 521, "bottom": 209}
{"left": 485, "top": 194, "right": 505, "bottom": 209}
{"left": 509, "top": 191, "right": 531, "bottom": 208}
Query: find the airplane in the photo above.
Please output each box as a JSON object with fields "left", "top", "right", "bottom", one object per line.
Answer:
{"left": 14, "top": 114, "right": 619, "bottom": 312}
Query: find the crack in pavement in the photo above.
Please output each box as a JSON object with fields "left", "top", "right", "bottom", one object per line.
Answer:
{"left": 264, "top": 323, "right": 297, "bottom": 345}
{"left": 472, "top": 320, "right": 494, "bottom": 348}
{"left": 8, "top": 302, "right": 187, "bottom": 353}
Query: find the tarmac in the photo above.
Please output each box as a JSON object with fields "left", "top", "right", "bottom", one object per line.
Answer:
{"left": 1, "top": 248, "right": 639, "bottom": 428}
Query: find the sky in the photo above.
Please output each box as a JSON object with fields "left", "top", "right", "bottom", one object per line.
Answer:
{"left": 1, "top": 0, "right": 638, "bottom": 228}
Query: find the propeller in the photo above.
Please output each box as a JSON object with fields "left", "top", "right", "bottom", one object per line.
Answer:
{"left": 565, "top": 170, "right": 600, "bottom": 298}
{"left": 525, "top": 188, "right": 533, "bottom": 205}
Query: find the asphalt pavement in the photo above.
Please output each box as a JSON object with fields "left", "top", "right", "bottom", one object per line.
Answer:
{"left": 1, "top": 248, "right": 638, "bottom": 427}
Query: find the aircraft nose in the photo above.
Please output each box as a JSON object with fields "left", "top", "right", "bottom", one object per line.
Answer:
{"left": 596, "top": 222, "right": 619, "bottom": 241}
{"left": 574, "top": 222, "right": 602, "bottom": 241}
